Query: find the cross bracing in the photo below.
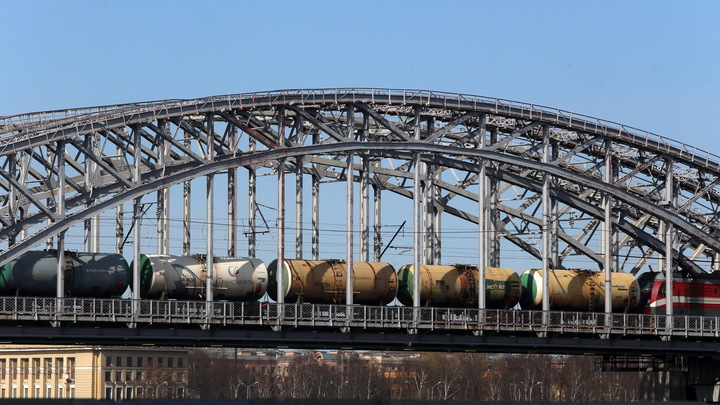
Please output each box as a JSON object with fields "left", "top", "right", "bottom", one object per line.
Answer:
{"left": 1, "top": 88, "right": 719, "bottom": 302}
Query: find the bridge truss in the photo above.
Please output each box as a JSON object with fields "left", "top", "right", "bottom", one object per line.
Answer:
{"left": 1, "top": 88, "right": 720, "bottom": 318}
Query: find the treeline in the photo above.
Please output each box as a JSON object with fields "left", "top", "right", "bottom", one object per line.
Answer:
{"left": 183, "top": 350, "right": 640, "bottom": 401}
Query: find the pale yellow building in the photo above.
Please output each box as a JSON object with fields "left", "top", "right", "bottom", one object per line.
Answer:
{"left": 0, "top": 345, "right": 189, "bottom": 400}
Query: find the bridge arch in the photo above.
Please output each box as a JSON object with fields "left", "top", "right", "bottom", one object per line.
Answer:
{"left": 0, "top": 88, "right": 718, "bottom": 279}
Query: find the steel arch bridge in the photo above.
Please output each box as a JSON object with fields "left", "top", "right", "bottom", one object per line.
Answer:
{"left": 1, "top": 88, "right": 720, "bottom": 316}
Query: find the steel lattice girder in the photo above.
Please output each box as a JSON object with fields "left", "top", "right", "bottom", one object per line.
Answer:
{"left": 1, "top": 89, "right": 719, "bottom": 273}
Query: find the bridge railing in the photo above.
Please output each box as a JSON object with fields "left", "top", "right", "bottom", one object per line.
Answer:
{"left": 1, "top": 296, "right": 719, "bottom": 339}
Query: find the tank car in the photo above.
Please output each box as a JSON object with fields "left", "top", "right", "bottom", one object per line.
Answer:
{"left": 637, "top": 271, "right": 720, "bottom": 316}
{"left": 138, "top": 254, "right": 267, "bottom": 300}
{"left": 0, "top": 250, "right": 130, "bottom": 297}
{"left": 396, "top": 264, "right": 521, "bottom": 308}
{"left": 519, "top": 269, "right": 639, "bottom": 311}
{"left": 266, "top": 259, "right": 397, "bottom": 304}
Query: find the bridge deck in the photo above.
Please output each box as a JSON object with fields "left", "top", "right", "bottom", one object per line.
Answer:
{"left": 1, "top": 297, "right": 719, "bottom": 354}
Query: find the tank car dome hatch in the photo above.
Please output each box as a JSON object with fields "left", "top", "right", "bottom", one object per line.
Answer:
{"left": 397, "top": 264, "right": 521, "bottom": 308}
{"left": 267, "top": 259, "right": 397, "bottom": 305}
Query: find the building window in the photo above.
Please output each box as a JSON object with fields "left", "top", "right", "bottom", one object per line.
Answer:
{"left": 126, "top": 371, "right": 132, "bottom": 381}
{"left": 33, "top": 359, "right": 40, "bottom": 379}
{"left": 137, "top": 386, "right": 144, "bottom": 398}
{"left": 125, "top": 386, "right": 133, "bottom": 400}
{"left": 1, "top": 386, "right": 5, "bottom": 398}
{"left": 178, "top": 357, "right": 184, "bottom": 368}
{"left": 55, "top": 359, "right": 63, "bottom": 378}
{"left": 136, "top": 371, "right": 142, "bottom": 381}
{"left": 23, "top": 384, "right": 28, "bottom": 398}
{"left": 104, "top": 371, "right": 111, "bottom": 382}
{"left": 58, "top": 385, "right": 63, "bottom": 399}
{"left": 115, "top": 386, "right": 122, "bottom": 400}
{"left": 105, "top": 356, "right": 111, "bottom": 367}
{"left": 10, "top": 359, "right": 17, "bottom": 379}
{"left": 177, "top": 386, "right": 185, "bottom": 398}
{"left": 67, "top": 358, "right": 75, "bottom": 380}
{"left": 46, "top": 385, "right": 51, "bottom": 398}
{"left": 22, "top": 359, "right": 29, "bottom": 379}
{"left": 34, "top": 385, "right": 39, "bottom": 399}
{"left": 69, "top": 385, "right": 75, "bottom": 398}
{"left": 137, "top": 357, "right": 143, "bottom": 367}
{"left": 105, "top": 385, "right": 112, "bottom": 400}
{"left": 158, "top": 357, "right": 163, "bottom": 367}
{"left": 168, "top": 358, "right": 174, "bottom": 368}
{"left": 115, "top": 372, "right": 121, "bottom": 382}
{"left": 0, "top": 359, "right": 6, "bottom": 379}
{"left": 45, "top": 359, "right": 52, "bottom": 378}
{"left": 116, "top": 357, "right": 122, "bottom": 368}
{"left": 127, "top": 357, "right": 132, "bottom": 367}
{"left": 11, "top": 384, "right": 16, "bottom": 398}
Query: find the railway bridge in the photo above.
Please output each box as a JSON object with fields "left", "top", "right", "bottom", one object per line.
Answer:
{"left": 2, "top": 88, "right": 720, "bottom": 399}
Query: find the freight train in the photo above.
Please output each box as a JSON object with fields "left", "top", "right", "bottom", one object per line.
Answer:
{"left": 1, "top": 250, "right": 719, "bottom": 316}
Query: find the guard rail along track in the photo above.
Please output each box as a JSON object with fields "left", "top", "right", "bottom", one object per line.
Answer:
{"left": 2, "top": 296, "right": 718, "bottom": 339}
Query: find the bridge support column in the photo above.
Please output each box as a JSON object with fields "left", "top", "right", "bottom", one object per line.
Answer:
{"left": 296, "top": 156, "right": 303, "bottom": 259}
{"left": 665, "top": 157, "right": 675, "bottom": 318}
{"left": 603, "top": 138, "right": 614, "bottom": 314}
{"left": 541, "top": 125, "right": 551, "bottom": 313}
{"left": 360, "top": 155, "right": 370, "bottom": 262}
{"left": 132, "top": 125, "right": 142, "bottom": 299}
{"left": 346, "top": 104, "right": 355, "bottom": 307}
{"left": 183, "top": 132, "right": 192, "bottom": 256}
{"left": 55, "top": 141, "right": 66, "bottom": 299}
{"left": 157, "top": 120, "right": 170, "bottom": 256}
{"left": 311, "top": 130, "right": 320, "bottom": 261}
{"left": 277, "top": 158, "right": 286, "bottom": 305}
{"left": 205, "top": 114, "right": 215, "bottom": 302}
{"left": 478, "top": 113, "right": 487, "bottom": 310}
{"left": 412, "top": 107, "right": 423, "bottom": 311}
{"left": 373, "top": 184, "right": 382, "bottom": 262}
{"left": 228, "top": 126, "right": 237, "bottom": 257}
{"left": 248, "top": 139, "right": 256, "bottom": 258}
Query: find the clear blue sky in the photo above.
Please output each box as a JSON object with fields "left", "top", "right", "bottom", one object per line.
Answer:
{"left": 2, "top": 0, "right": 718, "bottom": 150}
{"left": 1, "top": 1, "right": 719, "bottom": 270}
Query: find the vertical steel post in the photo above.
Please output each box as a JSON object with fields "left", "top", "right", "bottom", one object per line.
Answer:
{"left": 277, "top": 107, "right": 287, "bottom": 305}
{"left": 541, "top": 125, "right": 551, "bottom": 312}
{"left": 205, "top": 114, "right": 215, "bottom": 302}
{"left": 8, "top": 154, "right": 16, "bottom": 247}
{"left": 425, "top": 164, "right": 435, "bottom": 265}
{"left": 665, "top": 158, "right": 674, "bottom": 317}
{"left": 56, "top": 141, "right": 66, "bottom": 298}
{"left": 116, "top": 142, "right": 124, "bottom": 255}
{"left": 228, "top": 126, "right": 238, "bottom": 257}
{"left": 296, "top": 157, "right": 303, "bottom": 259}
{"left": 157, "top": 120, "right": 169, "bottom": 255}
{"left": 248, "top": 139, "right": 257, "bottom": 258}
{"left": 18, "top": 152, "right": 28, "bottom": 242}
{"left": 346, "top": 104, "right": 355, "bottom": 306}
{"left": 311, "top": 131, "right": 320, "bottom": 261}
{"left": 46, "top": 148, "right": 55, "bottom": 251}
{"left": 183, "top": 130, "right": 192, "bottom": 256}
{"left": 478, "top": 113, "right": 487, "bottom": 310}
{"left": 360, "top": 114, "right": 370, "bottom": 262}
{"left": 488, "top": 129, "right": 500, "bottom": 267}
{"left": 412, "top": 106, "right": 422, "bottom": 309}
{"left": 277, "top": 159, "right": 286, "bottom": 304}
{"left": 603, "top": 138, "right": 614, "bottom": 314}
{"left": 83, "top": 136, "right": 92, "bottom": 252}
{"left": 132, "top": 126, "right": 142, "bottom": 299}
{"left": 373, "top": 184, "right": 382, "bottom": 262}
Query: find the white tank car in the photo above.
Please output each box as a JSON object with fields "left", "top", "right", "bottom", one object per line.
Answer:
{"left": 138, "top": 254, "right": 268, "bottom": 300}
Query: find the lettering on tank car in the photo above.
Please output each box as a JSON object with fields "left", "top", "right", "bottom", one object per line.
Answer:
{"left": 486, "top": 284, "right": 506, "bottom": 290}
{"left": 355, "top": 276, "right": 372, "bottom": 280}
